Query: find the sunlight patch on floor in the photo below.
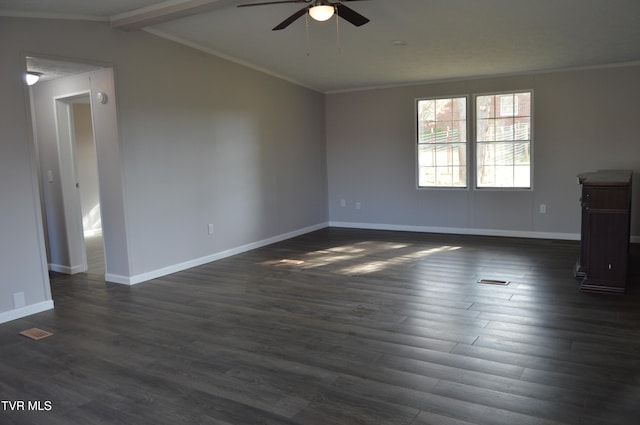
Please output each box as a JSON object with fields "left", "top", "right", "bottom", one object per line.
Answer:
{"left": 338, "top": 245, "right": 461, "bottom": 275}
{"left": 263, "top": 240, "right": 461, "bottom": 276}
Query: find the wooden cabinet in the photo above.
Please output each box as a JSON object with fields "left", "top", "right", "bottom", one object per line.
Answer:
{"left": 575, "top": 170, "right": 632, "bottom": 293}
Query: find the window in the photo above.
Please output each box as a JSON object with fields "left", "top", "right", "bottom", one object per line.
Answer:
{"left": 475, "top": 92, "right": 532, "bottom": 188}
{"left": 417, "top": 96, "right": 467, "bottom": 187}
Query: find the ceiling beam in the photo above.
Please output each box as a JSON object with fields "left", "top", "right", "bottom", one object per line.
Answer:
{"left": 110, "top": 0, "right": 223, "bottom": 31}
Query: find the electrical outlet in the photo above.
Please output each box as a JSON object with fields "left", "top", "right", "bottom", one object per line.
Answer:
{"left": 208, "top": 224, "right": 214, "bottom": 235}
{"left": 355, "top": 202, "right": 361, "bottom": 210}
{"left": 539, "top": 204, "right": 547, "bottom": 214}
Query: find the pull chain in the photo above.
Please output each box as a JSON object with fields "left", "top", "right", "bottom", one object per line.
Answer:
{"left": 306, "top": 12, "right": 310, "bottom": 56}
{"left": 335, "top": 6, "right": 341, "bottom": 55}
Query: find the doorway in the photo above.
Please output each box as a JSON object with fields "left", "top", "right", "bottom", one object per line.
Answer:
{"left": 49, "top": 93, "right": 105, "bottom": 276}
{"left": 28, "top": 58, "right": 106, "bottom": 277}
{"left": 27, "top": 57, "right": 130, "bottom": 283}
{"left": 70, "top": 97, "right": 105, "bottom": 275}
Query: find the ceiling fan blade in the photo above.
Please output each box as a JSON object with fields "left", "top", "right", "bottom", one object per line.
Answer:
{"left": 273, "top": 7, "right": 308, "bottom": 30}
{"left": 335, "top": 3, "right": 369, "bottom": 27}
{"left": 238, "top": 0, "right": 306, "bottom": 8}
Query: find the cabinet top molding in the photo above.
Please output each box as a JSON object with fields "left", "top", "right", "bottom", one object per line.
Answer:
{"left": 578, "top": 170, "right": 632, "bottom": 186}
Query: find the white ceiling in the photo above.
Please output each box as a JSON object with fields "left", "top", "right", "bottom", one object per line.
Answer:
{"left": 3, "top": 0, "right": 640, "bottom": 92}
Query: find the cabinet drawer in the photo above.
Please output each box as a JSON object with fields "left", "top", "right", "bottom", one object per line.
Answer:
{"left": 583, "top": 187, "right": 629, "bottom": 210}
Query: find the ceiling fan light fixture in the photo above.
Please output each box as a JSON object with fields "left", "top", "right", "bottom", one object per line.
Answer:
{"left": 309, "top": 5, "right": 334, "bottom": 22}
{"left": 25, "top": 71, "right": 42, "bottom": 86}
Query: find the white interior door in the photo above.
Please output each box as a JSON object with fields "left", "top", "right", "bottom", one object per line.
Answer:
{"left": 54, "top": 94, "right": 90, "bottom": 273}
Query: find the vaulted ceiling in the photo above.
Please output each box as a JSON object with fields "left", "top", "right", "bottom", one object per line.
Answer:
{"left": 3, "top": 0, "right": 639, "bottom": 92}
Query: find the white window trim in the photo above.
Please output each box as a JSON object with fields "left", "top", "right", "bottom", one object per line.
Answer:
{"left": 415, "top": 95, "right": 470, "bottom": 190}
{"left": 473, "top": 90, "right": 534, "bottom": 191}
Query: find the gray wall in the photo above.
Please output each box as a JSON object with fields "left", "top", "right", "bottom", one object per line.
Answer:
{"left": 0, "top": 17, "right": 328, "bottom": 321}
{"left": 112, "top": 26, "right": 328, "bottom": 280}
{"left": 0, "top": 22, "right": 52, "bottom": 321}
{"left": 326, "top": 67, "right": 640, "bottom": 239}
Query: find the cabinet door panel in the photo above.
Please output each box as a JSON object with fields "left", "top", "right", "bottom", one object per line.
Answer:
{"left": 585, "top": 211, "right": 629, "bottom": 287}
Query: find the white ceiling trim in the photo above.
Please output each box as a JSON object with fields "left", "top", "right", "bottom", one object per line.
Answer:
{"left": 324, "top": 60, "right": 640, "bottom": 95}
{"left": 110, "top": 0, "right": 223, "bottom": 30}
{"left": 0, "top": 9, "right": 107, "bottom": 21}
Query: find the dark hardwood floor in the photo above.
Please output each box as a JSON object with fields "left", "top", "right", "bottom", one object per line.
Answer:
{"left": 2, "top": 228, "right": 640, "bottom": 425}
{"left": 84, "top": 234, "right": 105, "bottom": 276}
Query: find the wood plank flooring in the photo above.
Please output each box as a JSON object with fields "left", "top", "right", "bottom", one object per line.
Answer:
{"left": 2, "top": 228, "right": 640, "bottom": 424}
{"left": 84, "top": 234, "right": 104, "bottom": 276}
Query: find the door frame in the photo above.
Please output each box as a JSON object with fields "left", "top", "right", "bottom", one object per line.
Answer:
{"left": 27, "top": 59, "right": 130, "bottom": 282}
{"left": 53, "top": 92, "right": 96, "bottom": 273}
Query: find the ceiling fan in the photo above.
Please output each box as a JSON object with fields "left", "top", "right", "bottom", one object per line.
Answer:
{"left": 237, "top": 0, "right": 370, "bottom": 31}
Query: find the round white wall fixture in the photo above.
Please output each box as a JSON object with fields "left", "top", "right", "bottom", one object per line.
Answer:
{"left": 96, "top": 92, "right": 108, "bottom": 104}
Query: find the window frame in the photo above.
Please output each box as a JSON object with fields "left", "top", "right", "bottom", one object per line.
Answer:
{"left": 415, "top": 95, "right": 470, "bottom": 189}
{"left": 473, "top": 90, "right": 534, "bottom": 191}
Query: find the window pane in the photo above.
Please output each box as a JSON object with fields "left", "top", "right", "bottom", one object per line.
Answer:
{"left": 418, "top": 100, "right": 435, "bottom": 143}
{"left": 476, "top": 119, "right": 494, "bottom": 142}
{"left": 419, "top": 130, "right": 436, "bottom": 144}
{"left": 434, "top": 144, "right": 449, "bottom": 166}
{"left": 452, "top": 97, "right": 467, "bottom": 120}
{"left": 438, "top": 121, "right": 453, "bottom": 140}
{"left": 497, "top": 143, "right": 515, "bottom": 166}
{"left": 475, "top": 91, "right": 532, "bottom": 189}
{"left": 478, "top": 143, "right": 511, "bottom": 166}
{"left": 417, "top": 96, "right": 468, "bottom": 188}
{"left": 418, "top": 99, "right": 436, "bottom": 122}
{"left": 418, "top": 145, "right": 435, "bottom": 166}
{"left": 476, "top": 95, "right": 494, "bottom": 119}
{"left": 432, "top": 121, "right": 465, "bottom": 144}
{"left": 449, "top": 121, "right": 466, "bottom": 143}
{"left": 498, "top": 94, "right": 515, "bottom": 116}
{"left": 433, "top": 143, "right": 466, "bottom": 166}
{"left": 477, "top": 165, "right": 495, "bottom": 187}
{"left": 514, "top": 165, "right": 531, "bottom": 187}
{"left": 514, "top": 142, "right": 530, "bottom": 165}
{"left": 494, "top": 166, "right": 515, "bottom": 187}
{"left": 430, "top": 144, "right": 464, "bottom": 166}
{"left": 435, "top": 98, "right": 452, "bottom": 120}
{"left": 433, "top": 165, "right": 466, "bottom": 187}
{"left": 436, "top": 167, "right": 451, "bottom": 185}
{"left": 419, "top": 165, "right": 466, "bottom": 187}
{"left": 515, "top": 92, "right": 531, "bottom": 116}
{"left": 418, "top": 167, "right": 436, "bottom": 186}
{"left": 514, "top": 117, "right": 530, "bottom": 140}
{"left": 453, "top": 166, "right": 467, "bottom": 186}
{"left": 495, "top": 118, "right": 515, "bottom": 141}
{"left": 477, "top": 165, "right": 515, "bottom": 187}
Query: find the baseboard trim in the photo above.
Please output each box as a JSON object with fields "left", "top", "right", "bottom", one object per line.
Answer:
{"left": 0, "top": 300, "right": 55, "bottom": 325}
{"left": 49, "top": 263, "right": 85, "bottom": 274}
{"left": 114, "top": 222, "right": 329, "bottom": 285}
{"left": 329, "top": 221, "right": 581, "bottom": 241}
{"left": 104, "top": 273, "right": 132, "bottom": 285}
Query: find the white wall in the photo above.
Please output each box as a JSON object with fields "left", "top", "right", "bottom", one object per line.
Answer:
{"left": 326, "top": 66, "right": 640, "bottom": 239}
{"left": 0, "top": 16, "right": 328, "bottom": 322}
